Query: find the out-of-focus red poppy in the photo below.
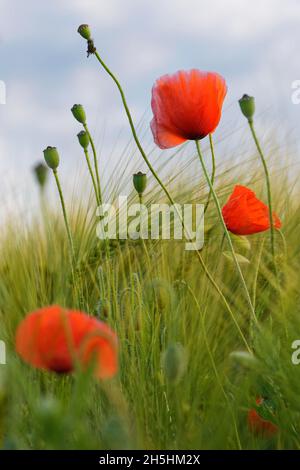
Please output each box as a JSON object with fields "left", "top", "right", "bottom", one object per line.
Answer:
{"left": 222, "top": 185, "right": 281, "bottom": 235}
{"left": 150, "top": 69, "right": 227, "bottom": 149}
{"left": 248, "top": 397, "right": 278, "bottom": 438}
{"left": 15, "top": 305, "right": 118, "bottom": 380}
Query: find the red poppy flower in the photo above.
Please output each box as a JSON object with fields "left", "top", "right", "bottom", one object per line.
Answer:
{"left": 15, "top": 305, "right": 118, "bottom": 380}
{"left": 150, "top": 69, "right": 227, "bottom": 149}
{"left": 248, "top": 397, "right": 278, "bottom": 438}
{"left": 222, "top": 185, "right": 281, "bottom": 235}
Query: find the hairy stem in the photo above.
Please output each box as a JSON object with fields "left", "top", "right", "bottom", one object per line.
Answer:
{"left": 203, "top": 134, "right": 216, "bottom": 214}
{"left": 248, "top": 121, "right": 275, "bottom": 259}
{"left": 83, "top": 148, "right": 100, "bottom": 206}
{"left": 53, "top": 169, "right": 75, "bottom": 259}
{"left": 196, "top": 139, "right": 257, "bottom": 324}
{"left": 83, "top": 123, "right": 102, "bottom": 205}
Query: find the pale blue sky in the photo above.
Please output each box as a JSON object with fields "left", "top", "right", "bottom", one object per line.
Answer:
{"left": 0, "top": 0, "right": 300, "bottom": 219}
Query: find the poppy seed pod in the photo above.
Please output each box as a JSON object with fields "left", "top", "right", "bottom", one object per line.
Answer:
{"left": 77, "top": 24, "right": 91, "bottom": 40}
{"left": 77, "top": 130, "right": 90, "bottom": 149}
{"left": 133, "top": 172, "right": 147, "bottom": 196}
{"left": 162, "top": 343, "right": 187, "bottom": 384}
{"left": 71, "top": 104, "right": 86, "bottom": 124}
{"left": 239, "top": 94, "right": 255, "bottom": 122}
{"left": 43, "top": 146, "right": 60, "bottom": 170}
{"left": 33, "top": 163, "right": 48, "bottom": 188}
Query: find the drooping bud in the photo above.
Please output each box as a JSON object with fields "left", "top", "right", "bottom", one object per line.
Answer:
{"left": 77, "top": 130, "right": 90, "bottom": 149}
{"left": 77, "top": 24, "right": 91, "bottom": 40}
{"left": 239, "top": 94, "right": 255, "bottom": 122}
{"left": 71, "top": 104, "right": 86, "bottom": 124}
{"left": 33, "top": 163, "right": 48, "bottom": 188}
{"left": 133, "top": 172, "right": 147, "bottom": 196}
{"left": 162, "top": 343, "right": 187, "bottom": 384}
{"left": 43, "top": 146, "right": 60, "bottom": 170}
{"left": 223, "top": 251, "right": 250, "bottom": 266}
{"left": 230, "top": 234, "right": 251, "bottom": 254}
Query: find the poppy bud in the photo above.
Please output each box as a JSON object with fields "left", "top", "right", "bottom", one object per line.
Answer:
{"left": 223, "top": 251, "right": 250, "bottom": 266}
{"left": 33, "top": 162, "right": 48, "bottom": 188}
{"left": 71, "top": 104, "right": 86, "bottom": 124}
{"left": 77, "top": 130, "right": 90, "bottom": 149}
{"left": 133, "top": 172, "right": 147, "bottom": 196}
{"left": 77, "top": 24, "right": 91, "bottom": 40}
{"left": 146, "top": 278, "right": 175, "bottom": 311}
{"left": 43, "top": 146, "right": 60, "bottom": 170}
{"left": 230, "top": 234, "right": 251, "bottom": 254}
{"left": 239, "top": 94, "right": 255, "bottom": 122}
{"left": 102, "top": 416, "right": 131, "bottom": 450}
{"left": 162, "top": 343, "right": 187, "bottom": 384}
{"left": 229, "top": 351, "right": 259, "bottom": 370}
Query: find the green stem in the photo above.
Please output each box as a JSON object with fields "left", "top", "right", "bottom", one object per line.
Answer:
{"left": 203, "top": 134, "right": 216, "bottom": 214}
{"left": 93, "top": 51, "right": 174, "bottom": 206}
{"left": 248, "top": 120, "right": 275, "bottom": 258}
{"left": 83, "top": 123, "right": 102, "bottom": 205}
{"left": 83, "top": 148, "right": 100, "bottom": 205}
{"left": 195, "top": 139, "right": 257, "bottom": 324}
{"left": 92, "top": 49, "right": 249, "bottom": 342}
{"left": 53, "top": 169, "right": 75, "bottom": 259}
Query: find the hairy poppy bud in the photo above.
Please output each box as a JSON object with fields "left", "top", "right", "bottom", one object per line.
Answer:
{"left": 239, "top": 94, "right": 255, "bottom": 122}
{"left": 43, "top": 146, "right": 60, "bottom": 170}
{"left": 162, "top": 343, "right": 187, "bottom": 384}
{"left": 33, "top": 162, "right": 48, "bottom": 188}
{"left": 77, "top": 24, "right": 91, "bottom": 40}
{"left": 77, "top": 130, "right": 90, "bottom": 149}
{"left": 71, "top": 104, "right": 86, "bottom": 124}
{"left": 230, "top": 234, "right": 251, "bottom": 254}
{"left": 146, "top": 278, "right": 175, "bottom": 311}
{"left": 102, "top": 416, "right": 131, "bottom": 450}
{"left": 133, "top": 172, "right": 147, "bottom": 196}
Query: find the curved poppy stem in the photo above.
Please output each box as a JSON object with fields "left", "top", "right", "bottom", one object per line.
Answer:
{"left": 83, "top": 123, "right": 102, "bottom": 205}
{"left": 93, "top": 51, "right": 175, "bottom": 206}
{"left": 248, "top": 121, "right": 275, "bottom": 259}
{"left": 195, "top": 139, "right": 257, "bottom": 324}
{"left": 91, "top": 49, "right": 251, "bottom": 344}
{"left": 203, "top": 134, "right": 216, "bottom": 214}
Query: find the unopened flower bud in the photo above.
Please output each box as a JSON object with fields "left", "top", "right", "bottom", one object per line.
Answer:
{"left": 239, "top": 94, "right": 255, "bottom": 122}
{"left": 230, "top": 234, "right": 251, "bottom": 254}
{"left": 77, "top": 130, "right": 90, "bottom": 149}
{"left": 43, "top": 146, "right": 60, "bottom": 170}
{"left": 33, "top": 163, "right": 48, "bottom": 188}
{"left": 71, "top": 104, "right": 86, "bottom": 124}
{"left": 162, "top": 343, "right": 187, "bottom": 384}
{"left": 133, "top": 172, "right": 147, "bottom": 196}
{"left": 77, "top": 24, "right": 91, "bottom": 40}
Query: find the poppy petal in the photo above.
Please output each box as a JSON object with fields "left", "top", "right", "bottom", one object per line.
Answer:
{"left": 15, "top": 305, "right": 118, "bottom": 380}
{"left": 151, "top": 69, "right": 227, "bottom": 149}
{"left": 222, "top": 185, "right": 281, "bottom": 235}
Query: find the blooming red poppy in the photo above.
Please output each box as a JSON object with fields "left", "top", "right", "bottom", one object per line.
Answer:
{"left": 150, "top": 69, "right": 227, "bottom": 149}
{"left": 222, "top": 185, "right": 281, "bottom": 235}
{"left": 248, "top": 397, "right": 278, "bottom": 438}
{"left": 15, "top": 305, "right": 118, "bottom": 380}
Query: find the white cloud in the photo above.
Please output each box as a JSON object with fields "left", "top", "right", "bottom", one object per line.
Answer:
{"left": 154, "top": 0, "right": 300, "bottom": 41}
